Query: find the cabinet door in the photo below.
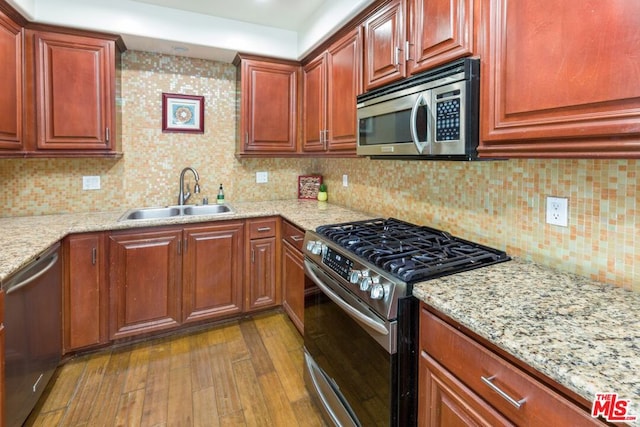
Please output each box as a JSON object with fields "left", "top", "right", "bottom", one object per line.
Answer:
{"left": 302, "top": 54, "right": 327, "bottom": 152}
{"left": 419, "top": 351, "right": 513, "bottom": 426}
{"left": 109, "top": 228, "right": 182, "bottom": 339}
{"left": 0, "top": 10, "right": 22, "bottom": 150}
{"left": 182, "top": 222, "right": 244, "bottom": 323}
{"left": 63, "top": 233, "right": 108, "bottom": 352}
{"left": 235, "top": 55, "right": 299, "bottom": 155}
{"left": 326, "top": 27, "right": 362, "bottom": 151}
{"left": 364, "top": 0, "right": 406, "bottom": 91}
{"left": 246, "top": 237, "right": 279, "bottom": 311}
{"left": 408, "top": 0, "right": 476, "bottom": 75}
{"left": 282, "top": 240, "right": 304, "bottom": 334}
{"left": 479, "top": 0, "right": 640, "bottom": 158}
{"left": 30, "top": 30, "right": 115, "bottom": 151}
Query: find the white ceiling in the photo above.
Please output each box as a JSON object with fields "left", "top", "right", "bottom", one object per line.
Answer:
{"left": 6, "top": 0, "right": 375, "bottom": 62}
{"left": 131, "top": 0, "right": 327, "bottom": 32}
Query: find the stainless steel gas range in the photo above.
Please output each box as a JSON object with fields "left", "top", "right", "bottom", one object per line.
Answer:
{"left": 303, "top": 218, "right": 510, "bottom": 426}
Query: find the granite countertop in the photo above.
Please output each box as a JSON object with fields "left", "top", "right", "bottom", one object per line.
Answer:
{"left": 0, "top": 199, "right": 373, "bottom": 283}
{"left": 2, "top": 201, "right": 638, "bottom": 423}
{"left": 413, "top": 258, "right": 640, "bottom": 425}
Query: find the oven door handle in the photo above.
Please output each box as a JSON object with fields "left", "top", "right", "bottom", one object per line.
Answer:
{"left": 304, "top": 259, "right": 389, "bottom": 336}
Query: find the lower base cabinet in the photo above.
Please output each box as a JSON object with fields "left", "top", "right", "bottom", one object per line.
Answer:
{"left": 182, "top": 222, "right": 244, "bottom": 323}
{"left": 245, "top": 217, "right": 281, "bottom": 312}
{"left": 63, "top": 233, "right": 108, "bottom": 352}
{"left": 109, "top": 227, "right": 183, "bottom": 339}
{"left": 281, "top": 220, "right": 305, "bottom": 333}
{"left": 419, "top": 304, "right": 601, "bottom": 426}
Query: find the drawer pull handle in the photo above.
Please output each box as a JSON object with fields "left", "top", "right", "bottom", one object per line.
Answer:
{"left": 257, "top": 227, "right": 271, "bottom": 232}
{"left": 291, "top": 235, "right": 304, "bottom": 242}
{"left": 481, "top": 375, "right": 526, "bottom": 409}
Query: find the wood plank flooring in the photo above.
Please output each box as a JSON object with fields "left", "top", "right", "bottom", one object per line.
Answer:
{"left": 26, "top": 311, "right": 328, "bottom": 427}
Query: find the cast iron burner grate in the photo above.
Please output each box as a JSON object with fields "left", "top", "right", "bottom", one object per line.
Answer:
{"left": 316, "top": 218, "right": 510, "bottom": 283}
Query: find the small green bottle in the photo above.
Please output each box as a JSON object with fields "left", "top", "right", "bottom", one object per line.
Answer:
{"left": 217, "top": 184, "right": 225, "bottom": 204}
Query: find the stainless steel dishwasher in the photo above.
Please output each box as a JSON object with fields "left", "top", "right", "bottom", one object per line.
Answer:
{"left": 2, "top": 242, "right": 62, "bottom": 427}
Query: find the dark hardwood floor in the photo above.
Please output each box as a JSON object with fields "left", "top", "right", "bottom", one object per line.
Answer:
{"left": 26, "top": 311, "right": 327, "bottom": 426}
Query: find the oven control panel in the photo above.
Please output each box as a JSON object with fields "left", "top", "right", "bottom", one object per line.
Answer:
{"left": 321, "top": 247, "right": 354, "bottom": 281}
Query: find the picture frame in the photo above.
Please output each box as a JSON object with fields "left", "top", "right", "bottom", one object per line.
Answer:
{"left": 298, "top": 175, "right": 323, "bottom": 199}
{"left": 162, "top": 93, "right": 205, "bottom": 133}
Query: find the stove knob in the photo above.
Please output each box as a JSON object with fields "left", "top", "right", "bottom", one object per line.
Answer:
{"left": 349, "top": 270, "right": 362, "bottom": 284}
{"left": 359, "top": 276, "right": 372, "bottom": 292}
{"left": 370, "top": 283, "right": 385, "bottom": 300}
{"left": 306, "top": 240, "right": 316, "bottom": 252}
{"left": 310, "top": 242, "right": 323, "bottom": 255}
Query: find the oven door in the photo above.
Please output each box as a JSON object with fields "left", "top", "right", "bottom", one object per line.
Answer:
{"left": 303, "top": 258, "right": 397, "bottom": 427}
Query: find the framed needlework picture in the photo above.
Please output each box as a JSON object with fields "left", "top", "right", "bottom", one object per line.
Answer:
{"left": 162, "top": 93, "right": 205, "bottom": 133}
{"left": 298, "top": 175, "right": 322, "bottom": 199}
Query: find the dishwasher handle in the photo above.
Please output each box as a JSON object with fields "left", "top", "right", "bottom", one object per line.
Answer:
{"left": 5, "top": 250, "right": 59, "bottom": 295}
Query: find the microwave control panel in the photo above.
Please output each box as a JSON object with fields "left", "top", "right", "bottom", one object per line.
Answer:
{"left": 435, "top": 90, "right": 461, "bottom": 142}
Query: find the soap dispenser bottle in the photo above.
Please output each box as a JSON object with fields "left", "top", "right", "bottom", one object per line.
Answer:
{"left": 217, "top": 184, "right": 225, "bottom": 204}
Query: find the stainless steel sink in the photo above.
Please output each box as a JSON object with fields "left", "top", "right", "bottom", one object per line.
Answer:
{"left": 183, "top": 204, "right": 232, "bottom": 215}
{"left": 119, "top": 204, "right": 233, "bottom": 221}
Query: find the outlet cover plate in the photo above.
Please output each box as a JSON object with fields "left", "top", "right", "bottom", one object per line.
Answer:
{"left": 546, "top": 196, "right": 568, "bottom": 227}
{"left": 82, "top": 176, "right": 101, "bottom": 190}
{"left": 343, "top": 174, "right": 348, "bottom": 187}
{"left": 256, "top": 171, "right": 268, "bottom": 183}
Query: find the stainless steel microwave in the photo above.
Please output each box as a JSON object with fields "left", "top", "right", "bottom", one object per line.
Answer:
{"left": 357, "top": 58, "right": 480, "bottom": 160}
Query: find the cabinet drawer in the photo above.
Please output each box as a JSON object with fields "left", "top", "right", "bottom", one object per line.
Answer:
{"left": 282, "top": 220, "right": 305, "bottom": 251}
{"left": 420, "top": 307, "right": 600, "bottom": 426}
{"left": 248, "top": 217, "right": 278, "bottom": 239}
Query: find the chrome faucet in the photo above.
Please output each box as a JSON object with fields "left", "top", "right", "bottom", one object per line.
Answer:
{"left": 178, "top": 167, "right": 201, "bottom": 205}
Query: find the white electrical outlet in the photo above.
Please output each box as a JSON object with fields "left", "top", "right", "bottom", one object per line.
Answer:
{"left": 82, "top": 176, "right": 101, "bottom": 190}
{"left": 343, "top": 174, "right": 348, "bottom": 187}
{"left": 546, "top": 196, "right": 568, "bottom": 227}
{"left": 256, "top": 171, "right": 268, "bottom": 183}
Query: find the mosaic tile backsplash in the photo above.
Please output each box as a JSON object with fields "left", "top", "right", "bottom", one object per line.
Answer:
{"left": 0, "top": 51, "right": 637, "bottom": 291}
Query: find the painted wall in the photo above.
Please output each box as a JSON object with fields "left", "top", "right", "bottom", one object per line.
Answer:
{"left": 0, "top": 51, "right": 637, "bottom": 292}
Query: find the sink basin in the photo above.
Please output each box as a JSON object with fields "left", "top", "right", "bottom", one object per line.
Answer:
{"left": 119, "top": 204, "right": 234, "bottom": 221}
{"left": 183, "top": 204, "right": 232, "bottom": 215}
{"left": 121, "top": 206, "right": 182, "bottom": 220}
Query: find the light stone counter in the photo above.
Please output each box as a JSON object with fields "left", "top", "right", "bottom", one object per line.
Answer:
{"left": 0, "top": 199, "right": 373, "bottom": 283}
{"left": 413, "top": 257, "right": 640, "bottom": 425}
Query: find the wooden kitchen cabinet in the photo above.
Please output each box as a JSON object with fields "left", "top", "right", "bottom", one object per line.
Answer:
{"left": 0, "top": 4, "right": 24, "bottom": 151}
{"left": 303, "top": 27, "right": 362, "bottom": 154}
{"left": 21, "top": 26, "right": 123, "bottom": 156}
{"left": 245, "top": 217, "right": 281, "bottom": 312}
{"left": 419, "top": 305, "right": 602, "bottom": 426}
{"left": 63, "top": 233, "right": 108, "bottom": 353}
{"left": 363, "top": 0, "right": 406, "bottom": 91}
{"left": 406, "top": 0, "right": 478, "bottom": 75}
{"left": 0, "top": 289, "right": 4, "bottom": 427}
{"left": 234, "top": 54, "right": 300, "bottom": 156}
{"left": 109, "top": 227, "right": 182, "bottom": 339}
{"left": 281, "top": 220, "right": 306, "bottom": 334}
{"left": 478, "top": 0, "right": 640, "bottom": 158}
{"left": 182, "top": 222, "right": 244, "bottom": 323}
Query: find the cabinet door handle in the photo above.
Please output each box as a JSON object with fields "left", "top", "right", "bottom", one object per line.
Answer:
{"left": 91, "top": 247, "right": 97, "bottom": 266}
{"left": 481, "top": 375, "right": 526, "bottom": 409}
{"left": 105, "top": 127, "right": 110, "bottom": 143}
{"left": 177, "top": 240, "right": 182, "bottom": 255}
{"left": 405, "top": 40, "right": 413, "bottom": 62}
{"left": 395, "top": 46, "right": 401, "bottom": 66}
{"left": 251, "top": 248, "right": 255, "bottom": 263}
{"left": 291, "top": 235, "right": 304, "bottom": 242}
{"left": 257, "top": 227, "right": 271, "bottom": 232}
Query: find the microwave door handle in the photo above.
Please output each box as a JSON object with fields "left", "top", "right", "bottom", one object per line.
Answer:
{"left": 410, "top": 93, "right": 429, "bottom": 154}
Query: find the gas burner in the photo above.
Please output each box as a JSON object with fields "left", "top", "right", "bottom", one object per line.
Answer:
{"left": 316, "top": 217, "right": 509, "bottom": 284}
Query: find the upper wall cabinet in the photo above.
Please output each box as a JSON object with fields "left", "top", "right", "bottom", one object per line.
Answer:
{"left": 364, "top": 0, "right": 406, "bottom": 91}
{"left": 303, "top": 27, "right": 362, "bottom": 154}
{"left": 407, "top": 0, "right": 479, "bottom": 75}
{"left": 478, "top": 0, "right": 640, "bottom": 158}
{"left": 23, "top": 28, "right": 122, "bottom": 155}
{"left": 0, "top": 6, "right": 23, "bottom": 151}
{"left": 234, "top": 54, "right": 300, "bottom": 157}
